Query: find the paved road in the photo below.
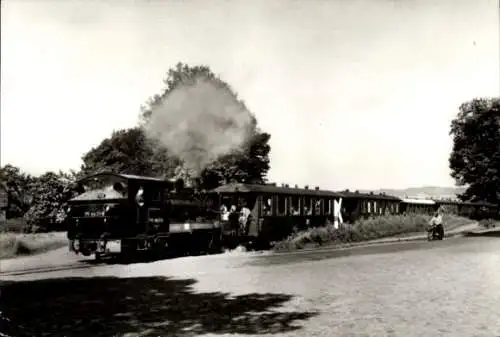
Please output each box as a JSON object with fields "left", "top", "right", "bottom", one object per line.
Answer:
{"left": 1, "top": 236, "right": 499, "bottom": 337}
{"left": 0, "top": 223, "right": 480, "bottom": 277}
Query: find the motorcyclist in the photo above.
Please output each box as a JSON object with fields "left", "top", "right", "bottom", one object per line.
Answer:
{"left": 428, "top": 208, "right": 445, "bottom": 240}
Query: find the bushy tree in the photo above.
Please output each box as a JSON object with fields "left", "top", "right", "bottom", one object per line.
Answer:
{"left": 449, "top": 97, "right": 500, "bottom": 203}
{"left": 80, "top": 127, "right": 181, "bottom": 178}
{"left": 0, "top": 164, "right": 35, "bottom": 218}
{"left": 140, "top": 62, "right": 218, "bottom": 122}
{"left": 200, "top": 132, "right": 271, "bottom": 190}
{"left": 0, "top": 165, "right": 77, "bottom": 230}
{"left": 23, "top": 171, "right": 76, "bottom": 230}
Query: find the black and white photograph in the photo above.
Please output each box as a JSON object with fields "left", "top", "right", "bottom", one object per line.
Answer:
{"left": 1, "top": 0, "right": 499, "bottom": 336}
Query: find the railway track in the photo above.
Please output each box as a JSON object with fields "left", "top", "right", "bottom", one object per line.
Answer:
{"left": 0, "top": 263, "right": 94, "bottom": 277}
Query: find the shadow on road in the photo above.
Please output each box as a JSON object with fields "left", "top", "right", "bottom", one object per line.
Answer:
{"left": 1, "top": 276, "right": 317, "bottom": 337}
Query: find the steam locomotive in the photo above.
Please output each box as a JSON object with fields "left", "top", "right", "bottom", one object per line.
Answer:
{"left": 66, "top": 172, "right": 499, "bottom": 260}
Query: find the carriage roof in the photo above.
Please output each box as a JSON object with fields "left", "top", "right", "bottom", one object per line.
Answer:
{"left": 210, "top": 183, "right": 341, "bottom": 197}
{"left": 76, "top": 172, "right": 174, "bottom": 185}
{"left": 401, "top": 198, "right": 436, "bottom": 205}
{"left": 337, "top": 190, "right": 401, "bottom": 201}
{"left": 433, "top": 199, "right": 497, "bottom": 207}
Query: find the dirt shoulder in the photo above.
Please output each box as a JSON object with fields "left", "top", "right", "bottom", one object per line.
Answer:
{"left": 463, "top": 227, "right": 500, "bottom": 237}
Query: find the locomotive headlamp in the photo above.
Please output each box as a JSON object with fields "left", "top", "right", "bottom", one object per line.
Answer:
{"left": 183, "top": 223, "right": 191, "bottom": 231}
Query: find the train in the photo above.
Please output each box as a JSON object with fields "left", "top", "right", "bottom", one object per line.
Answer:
{"left": 65, "top": 172, "right": 499, "bottom": 260}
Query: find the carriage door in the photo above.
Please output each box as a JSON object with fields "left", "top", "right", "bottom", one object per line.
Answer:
{"left": 146, "top": 187, "right": 164, "bottom": 233}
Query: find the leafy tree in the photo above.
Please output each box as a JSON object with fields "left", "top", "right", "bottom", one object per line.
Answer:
{"left": 200, "top": 132, "right": 271, "bottom": 190}
{"left": 80, "top": 127, "right": 181, "bottom": 178}
{"left": 0, "top": 165, "right": 77, "bottom": 230}
{"left": 449, "top": 97, "right": 500, "bottom": 204}
{"left": 140, "top": 62, "right": 218, "bottom": 122}
{"left": 23, "top": 171, "right": 76, "bottom": 230}
{"left": 0, "top": 164, "right": 35, "bottom": 218}
{"left": 140, "top": 62, "right": 271, "bottom": 187}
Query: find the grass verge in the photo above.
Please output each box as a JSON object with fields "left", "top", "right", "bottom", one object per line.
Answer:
{"left": 0, "top": 232, "right": 68, "bottom": 260}
{"left": 478, "top": 218, "right": 497, "bottom": 229}
{"left": 273, "top": 214, "right": 474, "bottom": 252}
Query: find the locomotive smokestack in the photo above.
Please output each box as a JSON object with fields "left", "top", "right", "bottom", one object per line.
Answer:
{"left": 174, "top": 178, "right": 185, "bottom": 192}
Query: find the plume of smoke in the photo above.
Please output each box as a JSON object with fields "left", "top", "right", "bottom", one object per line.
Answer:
{"left": 142, "top": 77, "right": 255, "bottom": 179}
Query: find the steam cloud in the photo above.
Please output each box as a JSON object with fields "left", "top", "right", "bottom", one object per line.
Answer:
{"left": 143, "top": 77, "right": 255, "bottom": 179}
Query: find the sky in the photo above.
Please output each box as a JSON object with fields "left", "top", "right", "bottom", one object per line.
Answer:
{"left": 1, "top": 0, "right": 499, "bottom": 190}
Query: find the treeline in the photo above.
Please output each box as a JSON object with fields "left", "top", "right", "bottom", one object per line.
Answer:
{"left": 0, "top": 165, "right": 76, "bottom": 230}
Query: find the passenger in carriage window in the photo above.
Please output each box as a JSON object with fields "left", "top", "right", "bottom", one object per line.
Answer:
{"left": 304, "top": 205, "right": 311, "bottom": 226}
{"left": 315, "top": 200, "right": 322, "bottom": 214}
{"left": 263, "top": 198, "right": 272, "bottom": 215}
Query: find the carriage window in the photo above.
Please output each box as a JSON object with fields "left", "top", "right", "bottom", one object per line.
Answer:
{"left": 317, "top": 199, "right": 324, "bottom": 215}
{"left": 367, "top": 201, "right": 371, "bottom": 213}
{"left": 325, "top": 198, "right": 332, "bottom": 214}
{"left": 221, "top": 197, "right": 231, "bottom": 209}
{"left": 263, "top": 196, "right": 273, "bottom": 215}
{"left": 303, "top": 196, "right": 311, "bottom": 215}
{"left": 373, "top": 201, "right": 377, "bottom": 213}
{"left": 277, "top": 195, "right": 287, "bottom": 215}
{"left": 290, "top": 196, "right": 300, "bottom": 215}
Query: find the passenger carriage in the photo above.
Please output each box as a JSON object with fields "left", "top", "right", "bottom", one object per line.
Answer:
{"left": 433, "top": 199, "right": 499, "bottom": 220}
{"left": 336, "top": 190, "right": 401, "bottom": 223}
{"left": 209, "top": 183, "right": 342, "bottom": 248}
{"left": 399, "top": 198, "right": 436, "bottom": 215}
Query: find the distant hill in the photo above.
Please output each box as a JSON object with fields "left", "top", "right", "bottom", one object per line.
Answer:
{"left": 360, "top": 186, "right": 466, "bottom": 200}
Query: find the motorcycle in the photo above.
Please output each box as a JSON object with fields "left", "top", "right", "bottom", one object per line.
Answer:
{"left": 427, "top": 224, "right": 444, "bottom": 241}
